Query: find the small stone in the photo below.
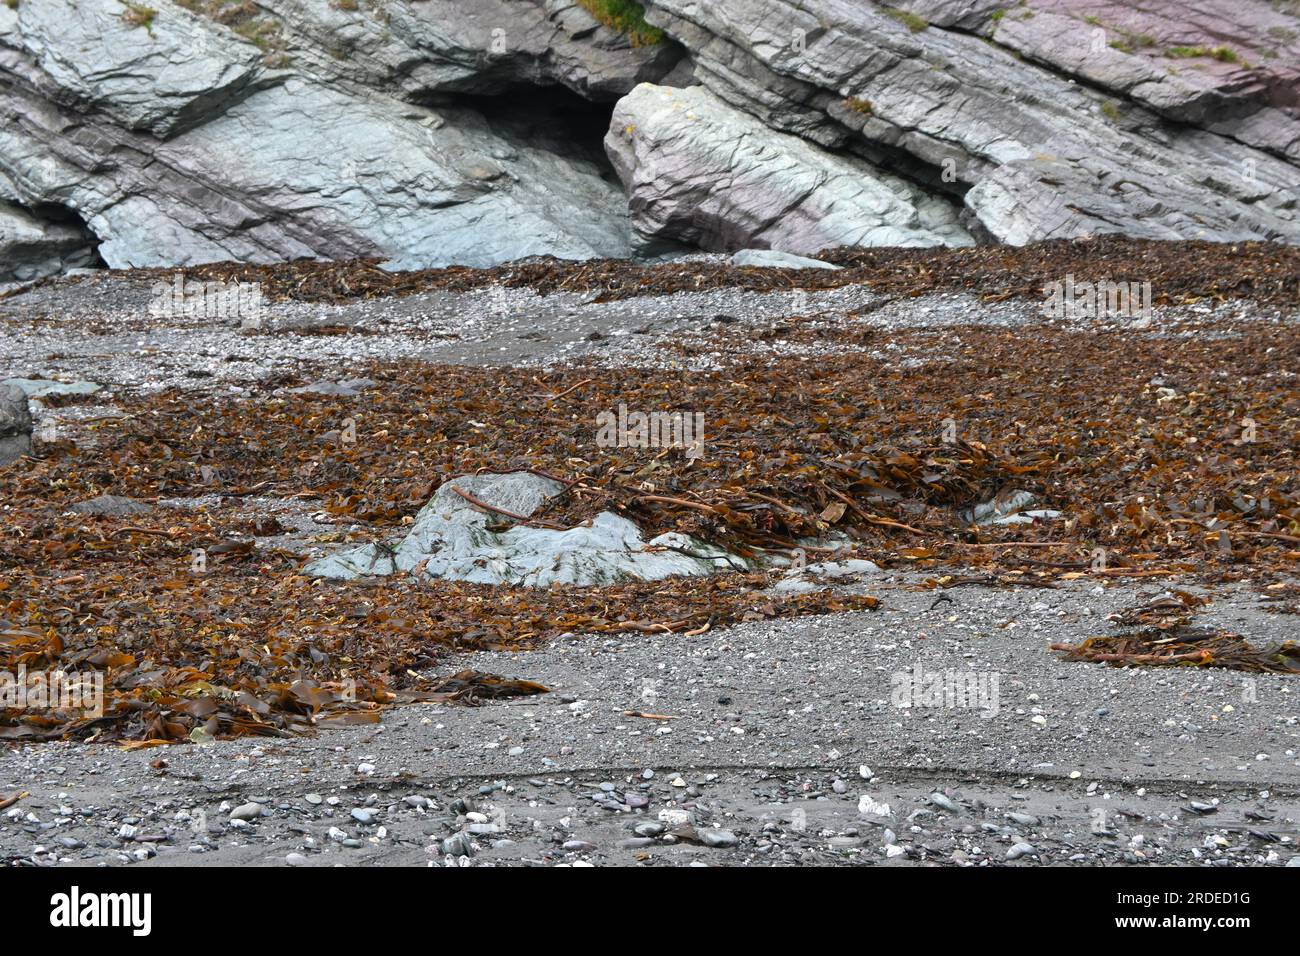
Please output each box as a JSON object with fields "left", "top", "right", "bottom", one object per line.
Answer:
{"left": 700, "top": 829, "right": 737, "bottom": 848}
{"left": 285, "top": 852, "right": 308, "bottom": 867}
{"left": 229, "top": 802, "right": 263, "bottom": 822}
{"left": 1007, "top": 842, "right": 1035, "bottom": 860}
{"left": 929, "top": 793, "right": 960, "bottom": 813}
{"left": 441, "top": 833, "right": 474, "bottom": 858}
{"left": 350, "top": 808, "right": 377, "bottom": 824}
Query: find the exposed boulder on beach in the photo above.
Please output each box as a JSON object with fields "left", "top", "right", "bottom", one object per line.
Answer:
{"left": 306, "top": 472, "right": 747, "bottom": 586}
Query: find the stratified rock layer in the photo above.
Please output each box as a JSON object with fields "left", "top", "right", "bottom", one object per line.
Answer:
{"left": 606, "top": 83, "right": 972, "bottom": 253}
{"left": 1, "top": 0, "right": 1298, "bottom": 270}
{"left": 0, "top": 0, "right": 677, "bottom": 268}
{"left": 635, "top": 0, "right": 1300, "bottom": 245}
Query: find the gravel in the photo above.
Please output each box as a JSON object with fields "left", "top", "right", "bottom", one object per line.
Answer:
{"left": 1, "top": 268, "right": 1296, "bottom": 868}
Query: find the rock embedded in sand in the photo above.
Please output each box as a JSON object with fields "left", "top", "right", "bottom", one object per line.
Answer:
{"left": 306, "top": 471, "right": 747, "bottom": 586}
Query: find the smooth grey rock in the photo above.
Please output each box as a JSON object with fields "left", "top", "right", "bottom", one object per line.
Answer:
{"left": 2, "top": 378, "right": 102, "bottom": 399}
{"left": 229, "top": 802, "right": 264, "bottom": 822}
{"left": 0, "top": 385, "right": 33, "bottom": 466}
{"left": 731, "top": 249, "right": 842, "bottom": 270}
{"left": 441, "top": 833, "right": 474, "bottom": 858}
{"left": 1007, "top": 842, "right": 1036, "bottom": 860}
{"left": 803, "top": 559, "right": 882, "bottom": 578}
{"left": 306, "top": 471, "right": 746, "bottom": 586}
{"left": 699, "top": 828, "right": 738, "bottom": 848}
{"left": 4, "top": 0, "right": 1298, "bottom": 277}
{"left": 929, "top": 792, "right": 961, "bottom": 813}
{"left": 607, "top": 83, "right": 973, "bottom": 253}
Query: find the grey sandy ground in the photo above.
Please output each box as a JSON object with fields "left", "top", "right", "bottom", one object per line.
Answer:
{"left": 1, "top": 267, "right": 1292, "bottom": 391}
{"left": 1, "top": 273, "right": 1297, "bottom": 867}
{"left": 2, "top": 577, "right": 1297, "bottom": 868}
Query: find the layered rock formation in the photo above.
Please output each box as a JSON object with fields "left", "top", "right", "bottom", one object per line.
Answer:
{"left": 0, "top": 0, "right": 678, "bottom": 269}
{"left": 1, "top": 0, "right": 1297, "bottom": 273}
{"left": 632, "top": 0, "right": 1300, "bottom": 246}
{"left": 0, "top": 199, "right": 98, "bottom": 281}
{"left": 607, "top": 83, "right": 973, "bottom": 251}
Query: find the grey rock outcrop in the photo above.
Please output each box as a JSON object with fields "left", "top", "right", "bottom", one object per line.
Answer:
{"left": 272, "top": 0, "right": 683, "bottom": 101}
{"left": 0, "top": 384, "right": 32, "bottom": 466}
{"left": 0, "top": 0, "right": 679, "bottom": 269}
{"left": 731, "top": 249, "right": 842, "bottom": 269}
{"left": 607, "top": 83, "right": 972, "bottom": 252}
{"left": 1, "top": 0, "right": 1298, "bottom": 273}
{"left": 0, "top": 199, "right": 98, "bottom": 282}
{"left": 635, "top": 0, "right": 1300, "bottom": 244}
{"left": 306, "top": 472, "right": 745, "bottom": 586}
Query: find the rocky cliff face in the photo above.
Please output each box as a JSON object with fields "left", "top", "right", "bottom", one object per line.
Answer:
{"left": 1, "top": 0, "right": 1297, "bottom": 279}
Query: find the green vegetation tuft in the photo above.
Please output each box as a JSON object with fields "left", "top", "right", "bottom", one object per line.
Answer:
{"left": 173, "top": 0, "right": 291, "bottom": 65}
{"left": 1166, "top": 44, "right": 1246, "bottom": 64}
{"left": 844, "top": 96, "right": 874, "bottom": 116}
{"left": 575, "top": 0, "right": 664, "bottom": 46}
{"left": 883, "top": 6, "right": 929, "bottom": 32}
{"left": 120, "top": 2, "right": 156, "bottom": 32}
{"left": 1100, "top": 100, "right": 1123, "bottom": 121}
